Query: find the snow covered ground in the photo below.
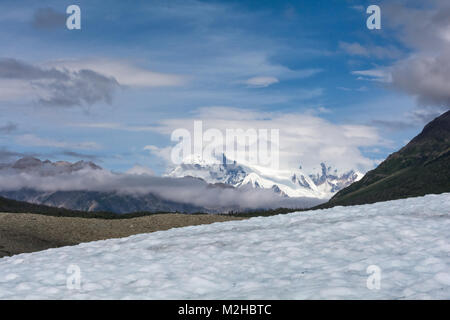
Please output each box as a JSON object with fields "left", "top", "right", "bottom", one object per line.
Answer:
{"left": 0, "top": 193, "right": 449, "bottom": 299}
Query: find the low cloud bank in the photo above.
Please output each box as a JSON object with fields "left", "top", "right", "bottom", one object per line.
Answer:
{"left": 0, "top": 158, "right": 323, "bottom": 212}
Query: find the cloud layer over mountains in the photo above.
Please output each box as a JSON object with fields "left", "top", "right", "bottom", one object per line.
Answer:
{"left": 144, "top": 106, "right": 385, "bottom": 174}
{"left": 0, "top": 158, "right": 322, "bottom": 212}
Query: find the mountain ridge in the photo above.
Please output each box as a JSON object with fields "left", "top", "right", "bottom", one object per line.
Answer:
{"left": 167, "top": 155, "right": 362, "bottom": 199}
{"left": 326, "top": 110, "right": 450, "bottom": 207}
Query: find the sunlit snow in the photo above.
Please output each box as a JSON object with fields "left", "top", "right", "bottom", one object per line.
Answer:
{"left": 0, "top": 193, "right": 449, "bottom": 299}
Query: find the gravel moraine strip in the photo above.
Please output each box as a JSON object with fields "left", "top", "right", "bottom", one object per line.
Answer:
{"left": 0, "top": 213, "right": 245, "bottom": 258}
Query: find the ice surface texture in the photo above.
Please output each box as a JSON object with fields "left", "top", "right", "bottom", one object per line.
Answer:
{"left": 0, "top": 193, "right": 449, "bottom": 299}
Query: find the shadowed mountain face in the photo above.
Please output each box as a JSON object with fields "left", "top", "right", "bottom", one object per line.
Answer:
{"left": 327, "top": 110, "right": 450, "bottom": 207}
{"left": 0, "top": 189, "right": 206, "bottom": 214}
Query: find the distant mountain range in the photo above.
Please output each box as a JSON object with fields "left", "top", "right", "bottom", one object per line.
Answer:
{"left": 167, "top": 154, "right": 362, "bottom": 199}
{"left": 3, "top": 110, "right": 447, "bottom": 216}
{"left": 0, "top": 158, "right": 210, "bottom": 213}
{"left": 0, "top": 150, "right": 358, "bottom": 214}
{"left": 5, "top": 156, "right": 102, "bottom": 172}
{"left": 327, "top": 110, "right": 450, "bottom": 206}
{"left": 0, "top": 156, "right": 322, "bottom": 214}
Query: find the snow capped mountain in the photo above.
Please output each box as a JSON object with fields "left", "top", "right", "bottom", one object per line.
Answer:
{"left": 168, "top": 154, "right": 248, "bottom": 186}
{"left": 167, "top": 155, "right": 363, "bottom": 199}
{"left": 308, "top": 163, "right": 364, "bottom": 195}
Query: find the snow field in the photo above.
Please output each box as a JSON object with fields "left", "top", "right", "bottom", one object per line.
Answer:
{"left": 0, "top": 193, "right": 449, "bottom": 299}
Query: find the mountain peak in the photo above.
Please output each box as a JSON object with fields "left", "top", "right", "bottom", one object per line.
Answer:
{"left": 410, "top": 110, "right": 450, "bottom": 144}
{"left": 72, "top": 160, "right": 102, "bottom": 171}
{"left": 12, "top": 157, "right": 42, "bottom": 169}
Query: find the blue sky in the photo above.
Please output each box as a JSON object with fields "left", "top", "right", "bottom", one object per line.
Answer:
{"left": 0, "top": 0, "right": 448, "bottom": 174}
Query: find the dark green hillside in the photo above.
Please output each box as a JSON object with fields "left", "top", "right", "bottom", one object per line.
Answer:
{"left": 326, "top": 110, "right": 450, "bottom": 207}
{"left": 0, "top": 196, "right": 77, "bottom": 215}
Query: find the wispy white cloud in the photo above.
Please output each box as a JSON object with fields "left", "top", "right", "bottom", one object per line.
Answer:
{"left": 244, "top": 76, "right": 279, "bottom": 88}
{"left": 15, "top": 134, "right": 101, "bottom": 150}
{"left": 143, "top": 145, "right": 173, "bottom": 163}
{"left": 72, "top": 122, "right": 155, "bottom": 132}
{"left": 46, "top": 59, "right": 187, "bottom": 88}
{"left": 349, "top": 5, "right": 365, "bottom": 12}
{"left": 337, "top": 86, "right": 368, "bottom": 92}
{"left": 126, "top": 164, "right": 155, "bottom": 176}
{"left": 339, "top": 41, "right": 403, "bottom": 59}
{"left": 352, "top": 68, "right": 392, "bottom": 83}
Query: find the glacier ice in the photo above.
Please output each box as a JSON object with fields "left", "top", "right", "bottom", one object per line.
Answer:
{"left": 0, "top": 193, "right": 449, "bottom": 299}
